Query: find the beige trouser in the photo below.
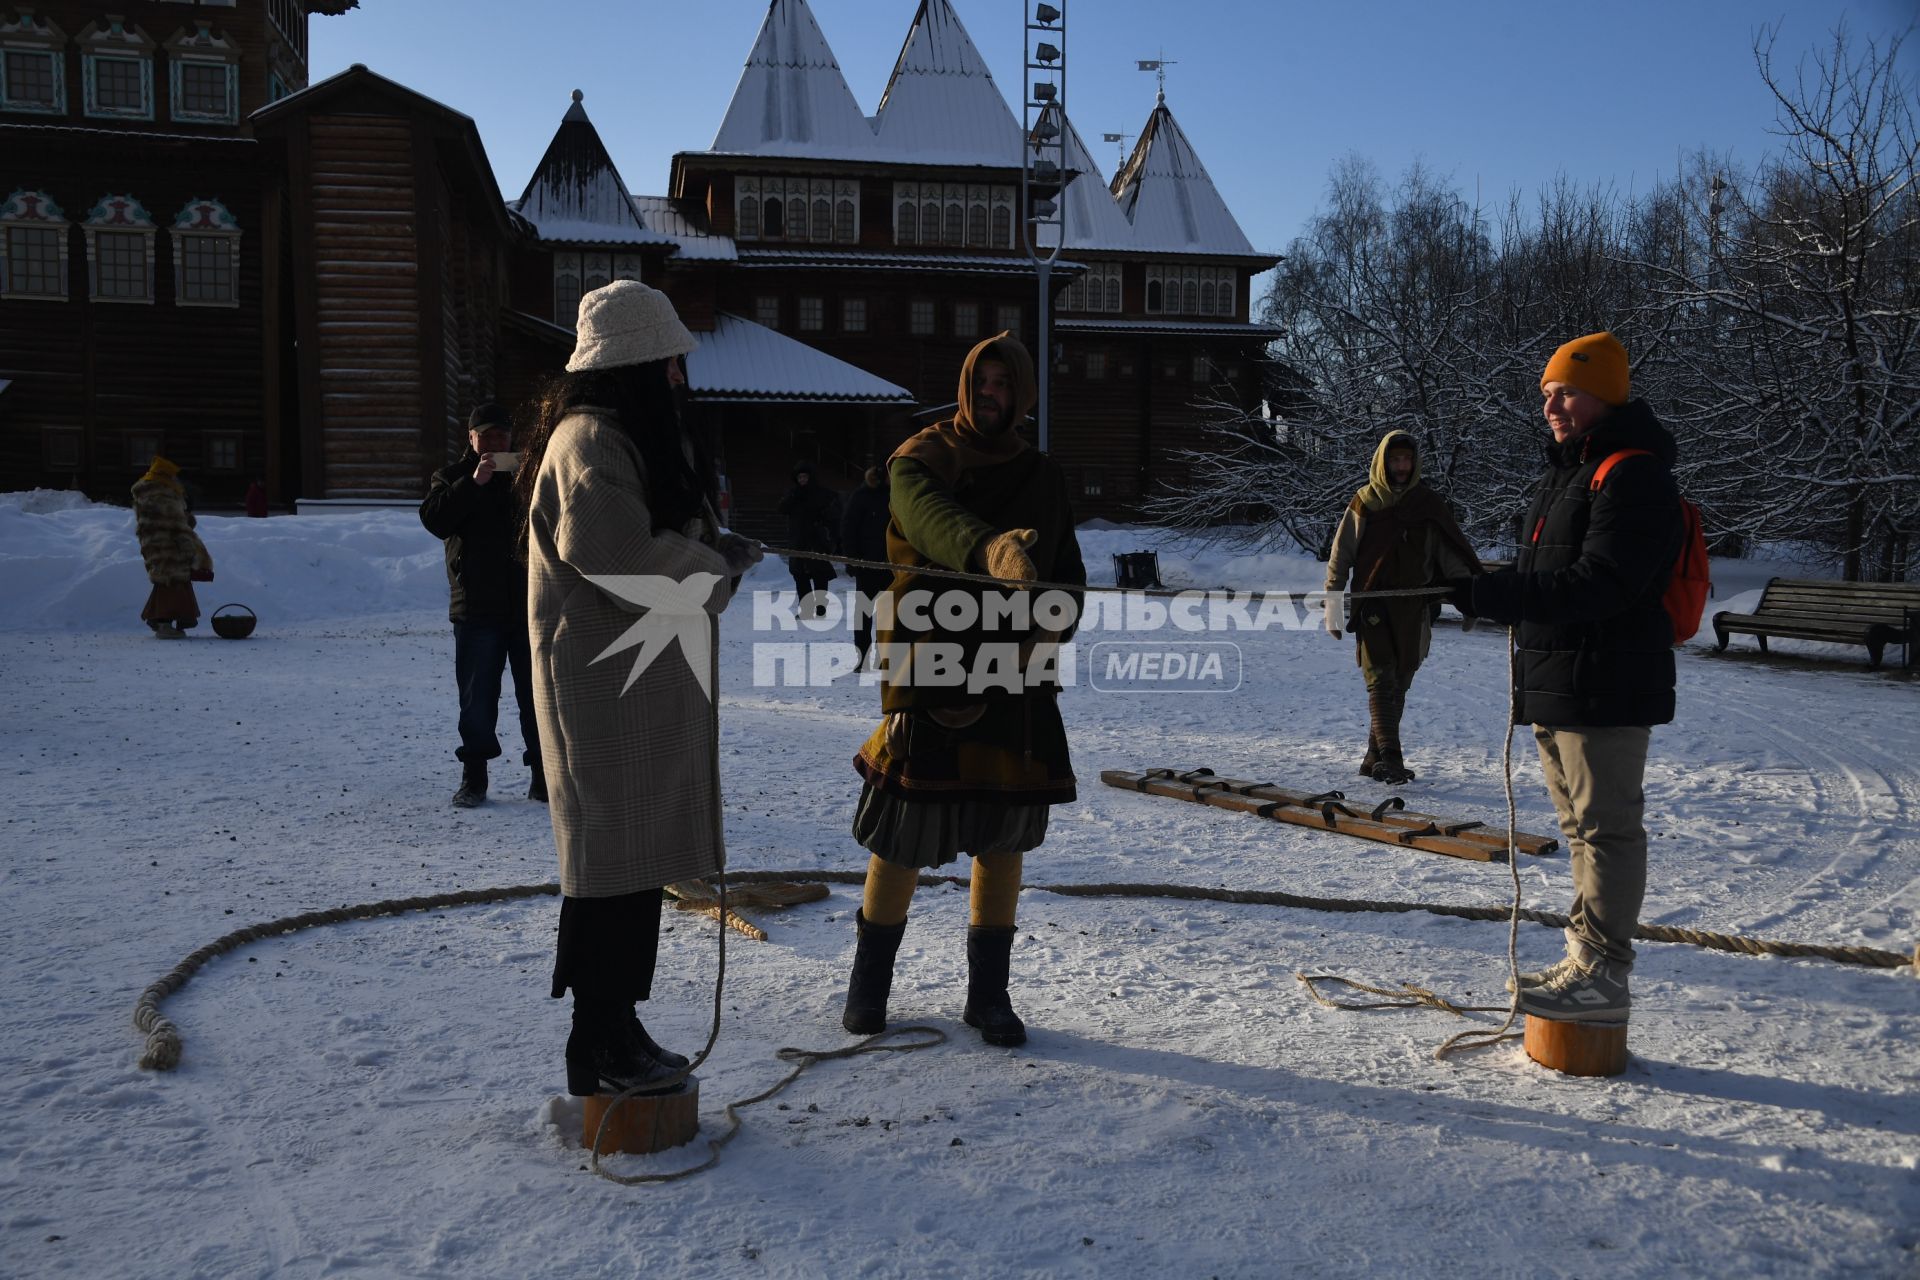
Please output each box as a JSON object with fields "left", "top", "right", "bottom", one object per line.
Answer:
{"left": 1533, "top": 725, "right": 1652, "bottom": 969}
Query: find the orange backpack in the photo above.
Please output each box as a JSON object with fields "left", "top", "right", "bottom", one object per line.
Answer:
{"left": 1590, "top": 449, "right": 1710, "bottom": 645}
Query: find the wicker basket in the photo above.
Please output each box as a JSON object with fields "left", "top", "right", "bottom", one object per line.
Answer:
{"left": 210, "top": 603, "right": 256, "bottom": 639}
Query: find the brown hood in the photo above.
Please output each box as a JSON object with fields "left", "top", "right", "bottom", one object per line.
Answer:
{"left": 891, "top": 331, "right": 1036, "bottom": 487}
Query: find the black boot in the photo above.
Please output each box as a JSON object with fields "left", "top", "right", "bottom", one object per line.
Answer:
{"left": 452, "top": 761, "right": 487, "bottom": 808}
{"left": 1371, "top": 746, "right": 1416, "bottom": 785}
{"left": 1358, "top": 732, "right": 1379, "bottom": 778}
{"left": 962, "top": 925, "right": 1027, "bottom": 1047}
{"left": 842, "top": 910, "right": 907, "bottom": 1035}
{"left": 629, "top": 1016, "right": 689, "bottom": 1070}
{"left": 565, "top": 1001, "right": 680, "bottom": 1096}
{"left": 527, "top": 759, "right": 548, "bottom": 803}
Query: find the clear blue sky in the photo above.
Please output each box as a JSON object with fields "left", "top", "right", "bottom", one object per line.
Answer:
{"left": 311, "top": 0, "right": 1916, "bottom": 271}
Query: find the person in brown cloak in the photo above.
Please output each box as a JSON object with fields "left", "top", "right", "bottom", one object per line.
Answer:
{"left": 1324, "top": 431, "right": 1481, "bottom": 783}
{"left": 840, "top": 332, "right": 1085, "bottom": 1048}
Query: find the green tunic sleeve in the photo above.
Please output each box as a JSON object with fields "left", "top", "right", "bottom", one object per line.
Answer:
{"left": 890, "top": 457, "right": 996, "bottom": 573}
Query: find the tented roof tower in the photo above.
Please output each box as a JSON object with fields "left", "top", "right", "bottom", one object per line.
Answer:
{"left": 872, "top": 0, "right": 1025, "bottom": 167}
{"left": 710, "top": 0, "right": 875, "bottom": 160}
{"left": 516, "top": 90, "right": 662, "bottom": 244}
{"left": 1110, "top": 96, "right": 1257, "bottom": 255}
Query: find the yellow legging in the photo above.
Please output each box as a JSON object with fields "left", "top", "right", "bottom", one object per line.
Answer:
{"left": 861, "top": 851, "right": 1024, "bottom": 928}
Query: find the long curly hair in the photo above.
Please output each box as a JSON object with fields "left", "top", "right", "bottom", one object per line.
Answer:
{"left": 514, "top": 359, "right": 716, "bottom": 558}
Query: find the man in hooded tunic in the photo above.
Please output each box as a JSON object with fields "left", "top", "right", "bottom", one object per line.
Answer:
{"left": 839, "top": 333, "right": 1085, "bottom": 1048}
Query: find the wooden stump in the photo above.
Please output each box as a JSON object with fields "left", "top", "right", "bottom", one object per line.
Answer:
{"left": 581, "top": 1077, "right": 700, "bottom": 1155}
{"left": 1524, "top": 1015, "right": 1629, "bottom": 1077}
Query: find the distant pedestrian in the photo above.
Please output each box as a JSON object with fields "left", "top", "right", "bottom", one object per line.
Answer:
{"left": 420, "top": 402, "right": 542, "bottom": 808}
{"left": 1323, "top": 431, "right": 1480, "bottom": 783}
{"left": 840, "top": 464, "right": 891, "bottom": 666}
{"left": 1451, "top": 331, "right": 1683, "bottom": 1025}
{"left": 244, "top": 480, "right": 269, "bottom": 518}
{"left": 778, "top": 463, "right": 840, "bottom": 615}
{"left": 132, "top": 455, "right": 212, "bottom": 638}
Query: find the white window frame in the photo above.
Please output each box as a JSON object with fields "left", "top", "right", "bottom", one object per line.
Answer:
{"left": 797, "top": 296, "right": 824, "bottom": 331}
{"left": 171, "top": 197, "right": 241, "bottom": 308}
{"left": 1084, "top": 350, "right": 1107, "bottom": 380}
{"left": 1147, "top": 263, "right": 1236, "bottom": 316}
{"left": 80, "top": 18, "right": 156, "bottom": 121}
{"left": 740, "top": 176, "right": 859, "bottom": 244}
{"left": 995, "top": 304, "right": 1021, "bottom": 336}
{"left": 952, "top": 301, "right": 977, "bottom": 339}
{"left": 84, "top": 194, "right": 157, "bottom": 304}
{"left": 553, "top": 250, "right": 581, "bottom": 327}
{"left": 0, "top": 11, "right": 66, "bottom": 115}
{"left": 1064, "top": 261, "right": 1122, "bottom": 314}
{"left": 908, "top": 298, "right": 934, "bottom": 336}
{"left": 167, "top": 23, "right": 240, "bottom": 126}
{"left": 841, "top": 298, "right": 866, "bottom": 333}
{"left": 204, "top": 433, "right": 241, "bottom": 473}
{"left": 753, "top": 294, "right": 779, "bottom": 328}
{"left": 0, "top": 189, "right": 70, "bottom": 301}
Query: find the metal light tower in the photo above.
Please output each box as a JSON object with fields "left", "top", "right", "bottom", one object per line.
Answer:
{"left": 1022, "top": 2, "right": 1065, "bottom": 452}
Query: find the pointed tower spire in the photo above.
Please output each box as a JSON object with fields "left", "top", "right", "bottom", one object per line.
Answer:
{"left": 872, "top": 0, "right": 1023, "bottom": 166}
{"left": 517, "top": 90, "right": 657, "bottom": 242}
{"left": 710, "top": 0, "right": 874, "bottom": 159}
{"left": 1110, "top": 97, "right": 1257, "bottom": 254}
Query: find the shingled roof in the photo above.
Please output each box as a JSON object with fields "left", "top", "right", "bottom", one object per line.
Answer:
{"left": 871, "top": 0, "right": 1025, "bottom": 168}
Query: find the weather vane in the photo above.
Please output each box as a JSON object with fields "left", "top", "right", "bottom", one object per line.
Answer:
{"left": 1136, "top": 50, "right": 1176, "bottom": 101}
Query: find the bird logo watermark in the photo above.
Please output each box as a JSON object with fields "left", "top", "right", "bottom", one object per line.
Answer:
{"left": 583, "top": 573, "right": 723, "bottom": 700}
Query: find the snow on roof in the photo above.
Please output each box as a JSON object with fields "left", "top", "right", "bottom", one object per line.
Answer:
{"left": 709, "top": 0, "right": 877, "bottom": 162}
{"left": 630, "top": 196, "right": 738, "bottom": 261}
{"left": 687, "top": 313, "right": 914, "bottom": 403}
{"left": 734, "top": 246, "right": 1078, "bottom": 277}
{"left": 1057, "top": 318, "right": 1283, "bottom": 338}
{"left": 870, "top": 0, "right": 1025, "bottom": 168}
{"left": 516, "top": 91, "right": 673, "bottom": 246}
{"left": 1045, "top": 113, "right": 1138, "bottom": 255}
{"left": 1111, "top": 97, "right": 1260, "bottom": 257}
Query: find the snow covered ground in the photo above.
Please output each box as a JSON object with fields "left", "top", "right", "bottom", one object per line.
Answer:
{"left": 1, "top": 495, "right": 1915, "bottom": 1278}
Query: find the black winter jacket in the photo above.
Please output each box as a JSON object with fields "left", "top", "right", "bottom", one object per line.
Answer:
{"left": 1466, "top": 399, "right": 1682, "bottom": 727}
{"left": 840, "top": 482, "right": 891, "bottom": 567}
{"left": 419, "top": 452, "right": 526, "bottom": 624}
{"left": 777, "top": 482, "right": 840, "bottom": 556}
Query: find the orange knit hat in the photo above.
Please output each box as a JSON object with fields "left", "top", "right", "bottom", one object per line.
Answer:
{"left": 1541, "top": 331, "right": 1629, "bottom": 406}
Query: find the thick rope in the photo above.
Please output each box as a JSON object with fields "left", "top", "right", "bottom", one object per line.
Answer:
{"left": 761, "top": 543, "right": 1450, "bottom": 604}
{"left": 132, "top": 869, "right": 1913, "bottom": 1073}
{"left": 1434, "top": 625, "right": 1526, "bottom": 1059}
{"left": 585, "top": 1025, "right": 947, "bottom": 1185}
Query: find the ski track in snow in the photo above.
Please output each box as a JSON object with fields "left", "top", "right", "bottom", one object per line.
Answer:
{"left": 1, "top": 516, "right": 1917, "bottom": 1278}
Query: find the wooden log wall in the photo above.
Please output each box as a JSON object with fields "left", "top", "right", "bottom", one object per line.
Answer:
{"left": 306, "top": 114, "right": 422, "bottom": 498}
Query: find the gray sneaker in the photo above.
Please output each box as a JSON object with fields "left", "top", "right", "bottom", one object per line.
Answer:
{"left": 1504, "top": 954, "right": 1582, "bottom": 994}
{"left": 1515, "top": 959, "right": 1631, "bottom": 1023}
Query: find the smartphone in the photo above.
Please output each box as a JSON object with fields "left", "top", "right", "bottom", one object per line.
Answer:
{"left": 489, "top": 451, "right": 519, "bottom": 473}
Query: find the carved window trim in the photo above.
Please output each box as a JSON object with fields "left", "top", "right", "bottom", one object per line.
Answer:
{"left": 171, "top": 196, "right": 241, "bottom": 307}
{"left": 0, "top": 188, "right": 70, "bottom": 301}
{"left": 79, "top": 18, "right": 156, "bottom": 121}
{"left": 166, "top": 22, "right": 239, "bottom": 126}
{"left": 85, "top": 194, "right": 157, "bottom": 304}
{"left": 0, "top": 11, "right": 66, "bottom": 115}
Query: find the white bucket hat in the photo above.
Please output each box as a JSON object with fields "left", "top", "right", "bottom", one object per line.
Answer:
{"left": 565, "top": 279, "right": 698, "bottom": 373}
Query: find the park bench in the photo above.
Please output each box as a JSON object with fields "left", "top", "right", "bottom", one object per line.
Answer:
{"left": 1712, "top": 577, "right": 1920, "bottom": 670}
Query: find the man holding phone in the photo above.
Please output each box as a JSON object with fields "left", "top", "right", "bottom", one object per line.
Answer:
{"left": 420, "top": 402, "right": 544, "bottom": 807}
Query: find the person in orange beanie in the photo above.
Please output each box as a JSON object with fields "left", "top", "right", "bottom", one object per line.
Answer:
{"left": 1449, "top": 331, "right": 1683, "bottom": 1024}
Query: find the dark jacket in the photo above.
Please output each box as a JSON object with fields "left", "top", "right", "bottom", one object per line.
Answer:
{"left": 1466, "top": 399, "right": 1682, "bottom": 727}
{"left": 777, "top": 479, "right": 840, "bottom": 556}
{"left": 419, "top": 451, "right": 525, "bottom": 623}
{"left": 840, "top": 481, "right": 891, "bottom": 569}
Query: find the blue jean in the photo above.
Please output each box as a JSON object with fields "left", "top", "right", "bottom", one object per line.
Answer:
{"left": 454, "top": 619, "right": 538, "bottom": 765}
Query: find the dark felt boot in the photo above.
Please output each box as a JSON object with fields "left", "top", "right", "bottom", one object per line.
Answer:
{"left": 962, "top": 925, "right": 1027, "bottom": 1047}
{"left": 527, "top": 759, "right": 548, "bottom": 803}
{"left": 1358, "top": 731, "right": 1380, "bottom": 778}
{"left": 841, "top": 910, "right": 907, "bottom": 1035}
{"left": 1369, "top": 687, "right": 1415, "bottom": 783}
{"left": 565, "top": 1000, "right": 679, "bottom": 1096}
{"left": 452, "top": 761, "right": 487, "bottom": 808}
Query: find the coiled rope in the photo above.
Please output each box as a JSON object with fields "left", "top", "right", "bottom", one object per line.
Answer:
{"left": 131, "top": 867, "right": 1914, "bottom": 1073}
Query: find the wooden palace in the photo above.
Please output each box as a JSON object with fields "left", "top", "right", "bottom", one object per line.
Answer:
{"left": 0, "top": 0, "right": 1279, "bottom": 525}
